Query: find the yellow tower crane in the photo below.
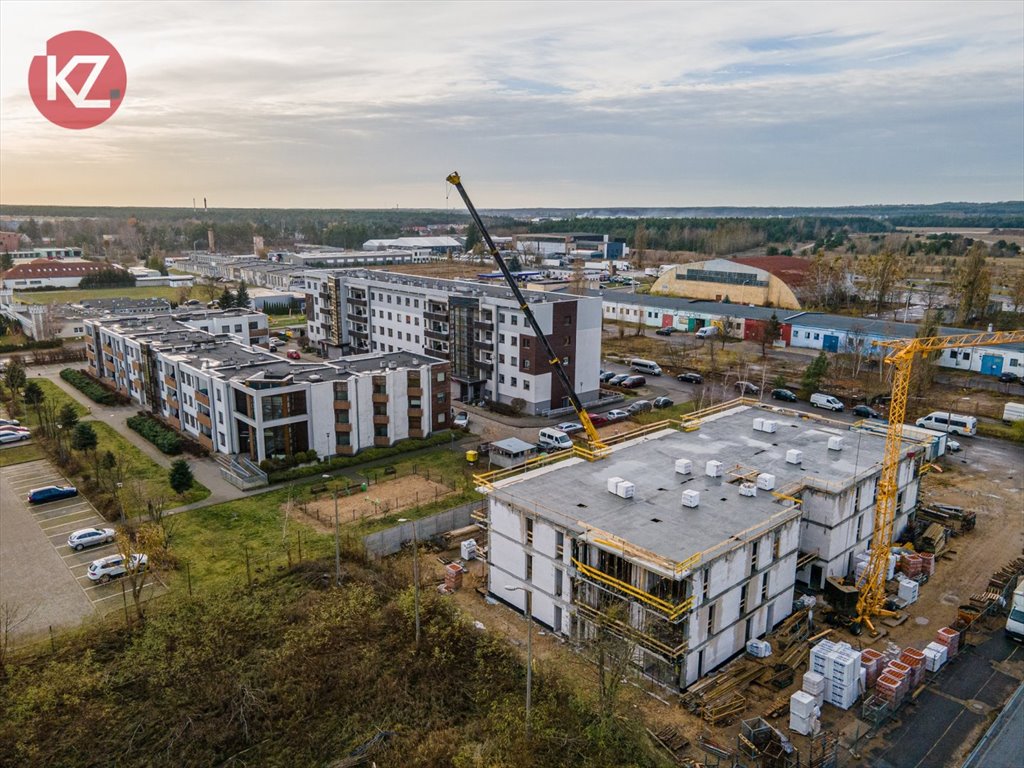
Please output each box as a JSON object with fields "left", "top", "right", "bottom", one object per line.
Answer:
{"left": 856, "top": 328, "right": 1024, "bottom": 634}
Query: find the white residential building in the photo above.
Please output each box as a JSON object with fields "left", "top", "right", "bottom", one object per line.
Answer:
{"left": 304, "top": 269, "right": 603, "bottom": 415}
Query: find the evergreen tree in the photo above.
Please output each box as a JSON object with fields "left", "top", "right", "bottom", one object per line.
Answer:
{"left": 218, "top": 287, "right": 236, "bottom": 309}
{"left": 234, "top": 281, "right": 251, "bottom": 309}
{"left": 70, "top": 422, "right": 98, "bottom": 453}
{"left": 59, "top": 403, "right": 80, "bottom": 430}
{"left": 23, "top": 381, "right": 44, "bottom": 422}
{"left": 169, "top": 459, "right": 194, "bottom": 496}
{"left": 799, "top": 352, "right": 830, "bottom": 398}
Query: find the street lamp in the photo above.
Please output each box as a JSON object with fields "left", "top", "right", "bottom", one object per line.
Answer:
{"left": 398, "top": 517, "right": 421, "bottom": 647}
{"left": 325, "top": 474, "right": 341, "bottom": 586}
{"left": 505, "top": 584, "right": 533, "bottom": 739}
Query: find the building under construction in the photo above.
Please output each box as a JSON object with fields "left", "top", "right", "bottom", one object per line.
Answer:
{"left": 484, "top": 405, "right": 923, "bottom": 690}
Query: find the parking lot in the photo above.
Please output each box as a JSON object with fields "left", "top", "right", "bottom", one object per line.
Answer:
{"left": 0, "top": 459, "right": 163, "bottom": 642}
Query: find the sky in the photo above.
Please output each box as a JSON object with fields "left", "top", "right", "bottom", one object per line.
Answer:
{"left": 1, "top": 1, "right": 1022, "bottom": 209}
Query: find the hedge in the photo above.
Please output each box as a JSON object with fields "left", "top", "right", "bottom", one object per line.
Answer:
{"left": 0, "top": 338, "right": 62, "bottom": 354}
{"left": 268, "top": 431, "right": 455, "bottom": 483}
{"left": 127, "top": 413, "right": 182, "bottom": 455}
{"left": 60, "top": 368, "right": 124, "bottom": 405}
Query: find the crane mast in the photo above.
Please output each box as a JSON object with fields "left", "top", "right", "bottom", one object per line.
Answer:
{"left": 445, "top": 172, "right": 606, "bottom": 450}
{"left": 856, "top": 328, "right": 1024, "bottom": 633}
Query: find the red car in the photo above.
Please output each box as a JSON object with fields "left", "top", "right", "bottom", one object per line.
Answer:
{"left": 287, "top": 350, "right": 301, "bottom": 360}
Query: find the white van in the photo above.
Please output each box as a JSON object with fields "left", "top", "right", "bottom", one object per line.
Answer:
{"left": 1002, "top": 402, "right": 1024, "bottom": 425}
{"left": 630, "top": 359, "right": 662, "bottom": 376}
{"left": 915, "top": 411, "right": 977, "bottom": 436}
{"left": 810, "top": 393, "right": 844, "bottom": 412}
{"left": 538, "top": 428, "right": 573, "bottom": 451}
{"left": 695, "top": 326, "right": 718, "bottom": 339}
{"left": 1006, "top": 577, "right": 1024, "bottom": 643}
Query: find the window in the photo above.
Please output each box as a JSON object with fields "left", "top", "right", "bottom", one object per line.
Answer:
{"left": 813, "top": 333, "right": 820, "bottom": 341}
{"left": 414, "top": 299, "right": 419, "bottom": 308}
{"left": 525, "top": 517, "right": 533, "bottom": 545}
{"left": 563, "top": 355, "right": 570, "bottom": 366}
{"left": 511, "top": 377, "right": 517, "bottom": 387}
{"left": 739, "top": 584, "right": 747, "bottom": 615}
{"left": 554, "top": 569, "right": 562, "bottom": 597}
{"left": 374, "top": 424, "right": 388, "bottom": 437}
{"left": 512, "top": 315, "right": 518, "bottom": 326}
{"left": 523, "top": 380, "right": 530, "bottom": 391}
{"left": 772, "top": 532, "right": 780, "bottom": 560}
{"left": 499, "top": 374, "right": 505, "bottom": 384}
{"left": 523, "top": 359, "right": 530, "bottom": 370}
{"left": 522, "top": 337, "right": 531, "bottom": 348}
{"left": 555, "top": 531, "right": 564, "bottom": 558}
{"left": 499, "top": 334, "right": 505, "bottom": 344}
{"left": 511, "top": 337, "right": 517, "bottom": 347}
{"left": 499, "top": 354, "right": 505, "bottom": 364}
{"left": 335, "top": 431, "right": 350, "bottom": 446}
{"left": 750, "top": 541, "right": 758, "bottom": 575}
{"left": 436, "top": 371, "right": 446, "bottom": 382}
{"left": 760, "top": 573, "right": 769, "bottom": 601}
{"left": 706, "top": 603, "right": 716, "bottom": 634}
{"left": 500, "top": 313, "right": 506, "bottom": 322}
{"left": 856, "top": 515, "right": 864, "bottom": 540}
{"left": 702, "top": 569, "right": 710, "bottom": 600}
{"left": 511, "top": 357, "right": 517, "bottom": 366}
{"left": 387, "top": 312, "right": 392, "bottom": 320}
{"left": 564, "top": 315, "right": 572, "bottom": 326}
{"left": 234, "top": 324, "right": 242, "bottom": 333}
{"left": 525, "top": 554, "right": 533, "bottom": 580}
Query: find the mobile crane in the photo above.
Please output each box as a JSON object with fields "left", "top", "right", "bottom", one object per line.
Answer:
{"left": 446, "top": 172, "right": 607, "bottom": 451}
{"left": 855, "top": 328, "right": 1024, "bottom": 634}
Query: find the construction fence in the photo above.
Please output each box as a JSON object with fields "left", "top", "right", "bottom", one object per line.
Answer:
{"left": 362, "top": 500, "right": 484, "bottom": 558}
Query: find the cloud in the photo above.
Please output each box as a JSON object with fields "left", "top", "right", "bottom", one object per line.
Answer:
{"left": 1, "top": 0, "right": 1021, "bottom": 206}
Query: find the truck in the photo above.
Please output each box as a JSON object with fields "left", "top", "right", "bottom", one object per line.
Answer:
{"left": 1007, "top": 577, "right": 1024, "bottom": 643}
{"left": 1002, "top": 402, "right": 1024, "bottom": 425}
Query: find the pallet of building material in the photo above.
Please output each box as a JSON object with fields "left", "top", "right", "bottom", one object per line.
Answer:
{"left": 917, "top": 503, "right": 977, "bottom": 534}
{"left": 646, "top": 725, "right": 690, "bottom": 764}
{"left": 698, "top": 733, "right": 734, "bottom": 760}
{"left": 702, "top": 693, "right": 747, "bottom": 726}
{"left": 918, "top": 522, "right": 950, "bottom": 555}
{"left": 441, "top": 523, "right": 481, "bottom": 546}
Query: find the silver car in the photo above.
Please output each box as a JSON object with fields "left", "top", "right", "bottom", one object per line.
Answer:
{"left": 67, "top": 527, "right": 115, "bottom": 551}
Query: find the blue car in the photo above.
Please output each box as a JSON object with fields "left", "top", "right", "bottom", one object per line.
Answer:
{"left": 28, "top": 485, "right": 78, "bottom": 504}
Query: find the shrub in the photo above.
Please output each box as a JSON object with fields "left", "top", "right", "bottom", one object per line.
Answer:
{"left": 0, "top": 338, "right": 62, "bottom": 354}
{"left": 267, "top": 432, "right": 454, "bottom": 483}
{"left": 60, "top": 368, "right": 123, "bottom": 405}
{"left": 127, "top": 413, "right": 182, "bottom": 455}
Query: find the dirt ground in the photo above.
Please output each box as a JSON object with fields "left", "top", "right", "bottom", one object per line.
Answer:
{"left": 286, "top": 474, "right": 456, "bottom": 533}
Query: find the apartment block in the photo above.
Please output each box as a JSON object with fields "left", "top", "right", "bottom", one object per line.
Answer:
{"left": 82, "top": 310, "right": 448, "bottom": 461}
{"left": 304, "top": 269, "right": 602, "bottom": 415}
{"left": 483, "top": 406, "right": 921, "bottom": 691}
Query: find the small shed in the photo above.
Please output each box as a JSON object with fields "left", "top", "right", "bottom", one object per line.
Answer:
{"left": 489, "top": 437, "right": 539, "bottom": 469}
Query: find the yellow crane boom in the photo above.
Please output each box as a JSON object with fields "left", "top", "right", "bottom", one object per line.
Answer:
{"left": 856, "top": 328, "right": 1024, "bottom": 633}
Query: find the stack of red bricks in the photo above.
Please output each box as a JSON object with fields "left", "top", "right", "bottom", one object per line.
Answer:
{"left": 876, "top": 671, "right": 906, "bottom": 707}
{"left": 936, "top": 626, "right": 960, "bottom": 657}
{"left": 444, "top": 563, "right": 463, "bottom": 591}
{"left": 899, "top": 647, "right": 927, "bottom": 687}
{"left": 900, "top": 553, "right": 923, "bottom": 578}
{"left": 861, "top": 648, "right": 884, "bottom": 688}
{"left": 919, "top": 552, "right": 935, "bottom": 576}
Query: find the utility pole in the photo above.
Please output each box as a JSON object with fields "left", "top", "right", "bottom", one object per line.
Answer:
{"left": 505, "top": 585, "right": 533, "bottom": 739}
{"left": 333, "top": 488, "right": 341, "bottom": 587}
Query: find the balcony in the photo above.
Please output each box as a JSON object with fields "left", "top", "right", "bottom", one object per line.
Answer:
{"left": 333, "top": 400, "right": 350, "bottom": 410}
{"left": 102, "top": 344, "right": 113, "bottom": 355}
{"left": 424, "top": 309, "right": 448, "bottom": 324}
{"left": 166, "top": 395, "right": 180, "bottom": 410}
{"left": 164, "top": 375, "right": 177, "bottom": 390}
{"left": 195, "top": 391, "right": 210, "bottom": 406}
{"left": 409, "top": 428, "right": 425, "bottom": 439}
{"left": 116, "top": 351, "right": 125, "bottom": 362}
{"left": 348, "top": 295, "right": 367, "bottom": 306}
{"left": 407, "top": 408, "right": 423, "bottom": 418}
{"left": 407, "top": 386, "right": 422, "bottom": 397}
{"left": 425, "top": 327, "right": 448, "bottom": 342}
{"left": 349, "top": 329, "right": 368, "bottom": 340}
{"left": 334, "top": 423, "right": 352, "bottom": 432}
{"left": 474, "top": 361, "right": 494, "bottom": 374}
{"left": 473, "top": 338, "right": 492, "bottom": 350}
{"left": 474, "top": 320, "right": 494, "bottom": 332}
{"left": 198, "top": 433, "right": 214, "bottom": 450}
{"left": 347, "top": 312, "right": 367, "bottom": 323}
{"left": 197, "top": 412, "right": 212, "bottom": 429}
{"left": 373, "top": 415, "right": 389, "bottom": 425}
{"left": 373, "top": 436, "right": 391, "bottom": 448}
{"left": 372, "top": 393, "right": 388, "bottom": 404}
{"left": 131, "top": 361, "right": 141, "bottom": 372}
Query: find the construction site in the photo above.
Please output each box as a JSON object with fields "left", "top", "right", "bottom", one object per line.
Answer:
{"left": 432, "top": 397, "right": 1023, "bottom": 768}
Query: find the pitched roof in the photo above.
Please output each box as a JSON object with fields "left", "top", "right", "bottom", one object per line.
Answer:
{"left": 0, "top": 258, "right": 120, "bottom": 281}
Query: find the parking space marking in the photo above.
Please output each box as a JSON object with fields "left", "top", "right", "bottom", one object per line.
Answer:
{"left": 61, "top": 547, "right": 116, "bottom": 561}
{"left": 91, "top": 582, "right": 158, "bottom": 603}
{"left": 32, "top": 500, "right": 91, "bottom": 514}
{"left": 44, "top": 519, "right": 103, "bottom": 537}
{"left": 40, "top": 511, "right": 98, "bottom": 529}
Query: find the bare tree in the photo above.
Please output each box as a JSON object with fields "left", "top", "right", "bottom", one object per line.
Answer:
{"left": 115, "top": 523, "right": 166, "bottom": 623}
{"left": 861, "top": 251, "right": 906, "bottom": 316}
{"left": 952, "top": 242, "right": 992, "bottom": 323}
{"left": 0, "top": 601, "right": 35, "bottom": 679}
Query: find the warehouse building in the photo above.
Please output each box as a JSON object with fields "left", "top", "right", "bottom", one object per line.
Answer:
{"left": 650, "top": 257, "right": 812, "bottom": 310}
{"left": 484, "top": 405, "right": 922, "bottom": 691}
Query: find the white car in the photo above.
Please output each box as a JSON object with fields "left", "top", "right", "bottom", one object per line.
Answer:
{"left": 87, "top": 553, "right": 148, "bottom": 583}
{"left": 0, "top": 431, "right": 30, "bottom": 443}
{"left": 453, "top": 411, "right": 470, "bottom": 429}
{"left": 0, "top": 418, "right": 20, "bottom": 426}
{"left": 606, "top": 409, "right": 631, "bottom": 422}
{"left": 947, "top": 439, "right": 962, "bottom": 453}
{"left": 67, "top": 527, "right": 116, "bottom": 551}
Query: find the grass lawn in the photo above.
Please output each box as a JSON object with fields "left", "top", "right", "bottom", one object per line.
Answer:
{"left": 631, "top": 400, "right": 697, "bottom": 425}
{"left": 168, "top": 488, "right": 332, "bottom": 594}
{"left": 267, "top": 314, "right": 305, "bottom": 329}
{"left": 15, "top": 286, "right": 193, "bottom": 305}
{"left": 89, "top": 421, "right": 210, "bottom": 507}
{"left": 168, "top": 446, "right": 481, "bottom": 593}
{"left": 21, "top": 378, "right": 91, "bottom": 427}
{"left": 0, "top": 443, "right": 44, "bottom": 467}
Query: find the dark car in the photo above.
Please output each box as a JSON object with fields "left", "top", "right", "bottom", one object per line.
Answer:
{"left": 771, "top": 388, "right": 798, "bottom": 402}
{"left": 676, "top": 372, "right": 703, "bottom": 384}
{"left": 587, "top": 413, "right": 610, "bottom": 427}
{"left": 734, "top": 381, "right": 760, "bottom": 395}
{"left": 998, "top": 372, "right": 1020, "bottom": 384}
{"left": 852, "top": 404, "right": 884, "bottom": 419}
{"left": 608, "top": 373, "right": 630, "bottom": 386}
{"left": 626, "top": 400, "right": 653, "bottom": 414}
{"left": 620, "top": 375, "right": 646, "bottom": 389}
{"left": 653, "top": 396, "right": 674, "bottom": 409}
{"left": 28, "top": 485, "right": 78, "bottom": 504}
{"left": 655, "top": 327, "right": 678, "bottom": 336}
{"left": 599, "top": 370, "right": 617, "bottom": 383}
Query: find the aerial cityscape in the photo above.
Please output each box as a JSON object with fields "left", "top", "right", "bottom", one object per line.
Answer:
{"left": 0, "top": 2, "right": 1022, "bottom": 767}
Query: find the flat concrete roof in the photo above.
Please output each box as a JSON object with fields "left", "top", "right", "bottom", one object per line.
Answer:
{"left": 491, "top": 406, "right": 903, "bottom": 567}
